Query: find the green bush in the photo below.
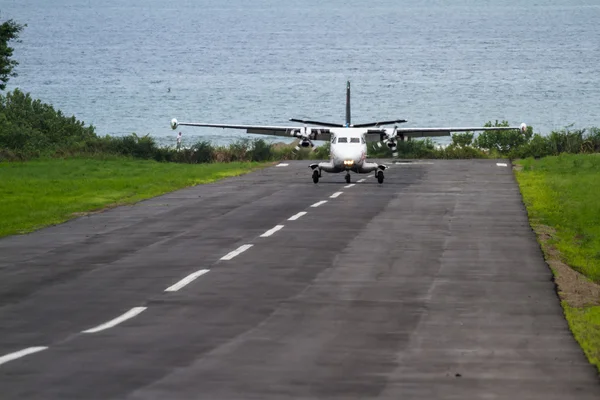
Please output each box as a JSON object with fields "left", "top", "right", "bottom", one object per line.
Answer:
{"left": 0, "top": 89, "right": 96, "bottom": 155}
{"left": 473, "top": 120, "right": 532, "bottom": 155}
{"left": 189, "top": 141, "right": 214, "bottom": 163}
{"left": 451, "top": 132, "right": 474, "bottom": 148}
{"left": 309, "top": 142, "right": 330, "bottom": 159}
{"left": 248, "top": 139, "right": 272, "bottom": 162}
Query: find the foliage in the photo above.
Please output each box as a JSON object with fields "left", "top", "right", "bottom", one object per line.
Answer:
{"left": 0, "top": 88, "right": 96, "bottom": 156}
{"left": 0, "top": 18, "right": 25, "bottom": 90}
{"left": 310, "top": 141, "right": 331, "bottom": 159}
{"left": 473, "top": 120, "right": 533, "bottom": 154}
{"left": 367, "top": 138, "right": 488, "bottom": 159}
{"left": 451, "top": 132, "right": 474, "bottom": 148}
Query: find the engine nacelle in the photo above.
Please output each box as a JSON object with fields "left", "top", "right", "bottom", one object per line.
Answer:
{"left": 301, "top": 139, "right": 311, "bottom": 147}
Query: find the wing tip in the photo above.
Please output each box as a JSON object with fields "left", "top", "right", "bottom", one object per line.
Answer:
{"left": 170, "top": 118, "right": 178, "bottom": 130}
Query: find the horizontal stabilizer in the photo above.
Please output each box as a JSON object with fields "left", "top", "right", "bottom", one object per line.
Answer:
{"left": 352, "top": 119, "right": 408, "bottom": 128}
{"left": 289, "top": 118, "right": 344, "bottom": 128}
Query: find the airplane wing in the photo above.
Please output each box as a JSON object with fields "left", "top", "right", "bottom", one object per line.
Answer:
{"left": 170, "top": 119, "right": 332, "bottom": 141}
{"left": 365, "top": 124, "right": 527, "bottom": 142}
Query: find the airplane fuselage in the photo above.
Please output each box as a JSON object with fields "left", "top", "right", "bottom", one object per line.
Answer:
{"left": 326, "top": 128, "right": 371, "bottom": 173}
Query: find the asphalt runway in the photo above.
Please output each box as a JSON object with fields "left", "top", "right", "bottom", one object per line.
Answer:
{"left": 0, "top": 159, "right": 598, "bottom": 399}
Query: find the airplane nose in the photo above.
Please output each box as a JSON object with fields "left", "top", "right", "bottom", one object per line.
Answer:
{"left": 342, "top": 150, "right": 362, "bottom": 166}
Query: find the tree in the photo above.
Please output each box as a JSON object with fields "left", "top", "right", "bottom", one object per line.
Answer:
{"left": 0, "top": 18, "right": 26, "bottom": 91}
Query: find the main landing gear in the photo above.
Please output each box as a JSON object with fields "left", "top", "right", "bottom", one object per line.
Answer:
{"left": 377, "top": 170, "right": 384, "bottom": 184}
{"left": 312, "top": 169, "right": 320, "bottom": 184}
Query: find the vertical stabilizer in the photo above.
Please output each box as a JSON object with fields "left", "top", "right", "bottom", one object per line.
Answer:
{"left": 345, "top": 81, "right": 351, "bottom": 127}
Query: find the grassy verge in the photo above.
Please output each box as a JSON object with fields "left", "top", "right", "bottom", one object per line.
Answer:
{"left": 564, "top": 303, "right": 600, "bottom": 370}
{"left": 0, "top": 157, "right": 263, "bottom": 238}
{"left": 515, "top": 154, "right": 600, "bottom": 373}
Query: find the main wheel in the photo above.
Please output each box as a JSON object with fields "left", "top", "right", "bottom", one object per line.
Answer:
{"left": 377, "top": 171, "right": 384, "bottom": 184}
{"left": 312, "top": 170, "right": 319, "bottom": 183}
{"left": 345, "top": 174, "right": 351, "bottom": 183}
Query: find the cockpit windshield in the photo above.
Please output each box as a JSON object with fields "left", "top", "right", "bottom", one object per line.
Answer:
{"left": 350, "top": 138, "right": 360, "bottom": 143}
{"left": 337, "top": 137, "right": 348, "bottom": 143}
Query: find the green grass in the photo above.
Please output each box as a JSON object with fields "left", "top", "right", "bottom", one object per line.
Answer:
{"left": 0, "top": 157, "right": 263, "bottom": 237}
{"left": 515, "top": 154, "right": 600, "bottom": 373}
{"left": 516, "top": 154, "right": 600, "bottom": 282}
{"left": 564, "top": 303, "right": 600, "bottom": 371}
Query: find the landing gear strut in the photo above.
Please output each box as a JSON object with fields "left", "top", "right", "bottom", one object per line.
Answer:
{"left": 345, "top": 173, "right": 351, "bottom": 184}
{"left": 377, "top": 170, "right": 384, "bottom": 184}
{"left": 312, "top": 169, "right": 320, "bottom": 184}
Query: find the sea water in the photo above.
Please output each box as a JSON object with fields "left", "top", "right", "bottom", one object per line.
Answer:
{"left": 3, "top": 0, "right": 600, "bottom": 147}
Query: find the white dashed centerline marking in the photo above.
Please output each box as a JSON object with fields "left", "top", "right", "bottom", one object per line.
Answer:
{"left": 276, "top": 163, "right": 289, "bottom": 167}
{"left": 0, "top": 347, "right": 48, "bottom": 367}
{"left": 496, "top": 162, "right": 508, "bottom": 167}
{"left": 260, "top": 225, "right": 284, "bottom": 238}
{"left": 221, "top": 244, "right": 253, "bottom": 260}
{"left": 330, "top": 192, "right": 343, "bottom": 198}
{"left": 288, "top": 211, "right": 307, "bottom": 221}
{"left": 165, "top": 269, "right": 210, "bottom": 292}
{"left": 367, "top": 175, "right": 373, "bottom": 178}
{"left": 357, "top": 179, "right": 366, "bottom": 183}
{"left": 344, "top": 184, "right": 355, "bottom": 188}
{"left": 82, "top": 307, "right": 147, "bottom": 333}
{"left": 311, "top": 200, "right": 328, "bottom": 208}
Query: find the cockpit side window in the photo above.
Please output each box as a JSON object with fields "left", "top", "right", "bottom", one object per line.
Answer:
{"left": 361, "top": 137, "right": 366, "bottom": 144}
{"left": 338, "top": 137, "right": 348, "bottom": 143}
{"left": 350, "top": 137, "right": 360, "bottom": 143}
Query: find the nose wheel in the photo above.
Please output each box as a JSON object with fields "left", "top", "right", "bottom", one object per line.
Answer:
{"left": 377, "top": 170, "right": 384, "bottom": 184}
{"left": 345, "top": 173, "right": 351, "bottom": 184}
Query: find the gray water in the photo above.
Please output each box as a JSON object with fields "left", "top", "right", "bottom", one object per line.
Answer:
{"left": 2, "top": 0, "right": 600, "bottom": 146}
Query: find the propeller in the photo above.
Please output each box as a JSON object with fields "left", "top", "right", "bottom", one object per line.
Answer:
{"left": 291, "top": 125, "right": 317, "bottom": 154}
{"left": 377, "top": 125, "right": 399, "bottom": 157}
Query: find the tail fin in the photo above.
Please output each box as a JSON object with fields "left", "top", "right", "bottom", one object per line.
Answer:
{"left": 345, "top": 81, "right": 351, "bottom": 127}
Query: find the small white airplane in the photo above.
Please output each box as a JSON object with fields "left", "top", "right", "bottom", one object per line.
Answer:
{"left": 170, "top": 81, "right": 526, "bottom": 184}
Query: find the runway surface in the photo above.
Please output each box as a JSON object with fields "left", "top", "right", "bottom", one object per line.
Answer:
{"left": 0, "top": 159, "right": 598, "bottom": 399}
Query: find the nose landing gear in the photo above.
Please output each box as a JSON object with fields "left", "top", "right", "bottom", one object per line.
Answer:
{"left": 377, "top": 170, "right": 384, "bottom": 184}
{"left": 345, "top": 173, "right": 351, "bottom": 184}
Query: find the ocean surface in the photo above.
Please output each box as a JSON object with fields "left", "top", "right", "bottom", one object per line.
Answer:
{"left": 3, "top": 0, "right": 600, "bottom": 147}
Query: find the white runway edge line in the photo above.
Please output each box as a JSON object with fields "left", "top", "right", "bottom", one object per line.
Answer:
{"left": 330, "top": 192, "right": 343, "bottom": 198}
{"left": 165, "top": 269, "right": 210, "bottom": 292}
{"left": 0, "top": 346, "right": 48, "bottom": 367}
{"left": 311, "top": 200, "right": 328, "bottom": 208}
{"left": 82, "top": 307, "right": 147, "bottom": 333}
{"left": 260, "top": 225, "right": 284, "bottom": 238}
{"left": 220, "top": 244, "right": 253, "bottom": 260}
{"left": 344, "top": 184, "right": 356, "bottom": 188}
{"left": 288, "top": 211, "right": 307, "bottom": 221}
{"left": 496, "top": 162, "right": 508, "bottom": 167}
